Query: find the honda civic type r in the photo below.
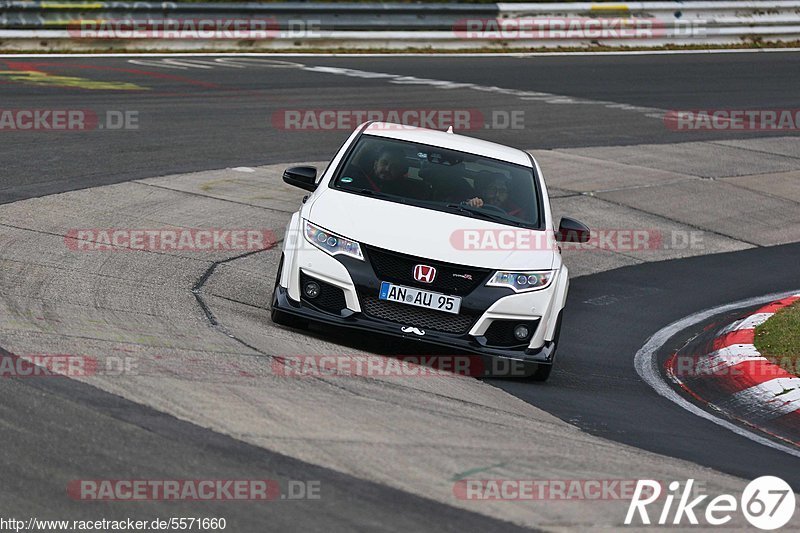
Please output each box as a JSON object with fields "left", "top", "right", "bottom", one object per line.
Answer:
{"left": 271, "top": 122, "right": 589, "bottom": 381}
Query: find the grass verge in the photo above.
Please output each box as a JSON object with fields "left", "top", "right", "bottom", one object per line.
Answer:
{"left": 754, "top": 302, "right": 800, "bottom": 377}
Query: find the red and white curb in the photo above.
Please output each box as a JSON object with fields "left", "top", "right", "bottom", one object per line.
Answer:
{"left": 634, "top": 290, "right": 800, "bottom": 458}
{"left": 667, "top": 294, "right": 800, "bottom": 446}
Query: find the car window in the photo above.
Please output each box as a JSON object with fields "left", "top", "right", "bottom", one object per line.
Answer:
{"left": 333, "top": 135, "right": 541, "bottom": 229}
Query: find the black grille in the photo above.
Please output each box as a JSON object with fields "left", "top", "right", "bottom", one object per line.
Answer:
{"left": 364, "top": 245, "right": 489, "bottom": 295}
{"left": 483, "top": 319, "right": 539, "bottom": 347}
{"left": 300, "top": 272, "right": 347, "bottom": 315}
{"left": 360, "top": 293, "right": 476, "bottom": 334}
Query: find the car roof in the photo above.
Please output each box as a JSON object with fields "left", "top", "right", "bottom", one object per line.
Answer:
{"left": 362, "top": 122, "right": 533, "bottom": 167}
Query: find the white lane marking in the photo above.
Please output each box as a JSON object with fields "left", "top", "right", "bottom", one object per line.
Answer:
{"left": 160, "top": 59, "right": 248, "bottom": 68}
{"left": 128, "top": 57, "right": 306, "bottom": 70}
{"left": 213, "top": 58, "right": 305, "bottom": 68}
{"left": 718, "top": 312, "right": 775, "bottom": 335}
{"left": 127, "top": 58, "right": 260, "bottom": 69}
{"left": 127, "top": 59, "right": 192, "bottom": 70}
{"left": 301, "top": 65, "right": 666, "bottom": 119}
{"left": 634, "top": 289, "right": 800, "bottom": 458}
{"left": 723, "top": 378, "right": 800, "bottom": 421}
{"left": 751, "top": 377, "right": 800, "bottom": 399}
{"left": 2, "top": 49, "right": 800, "bottom": 58}
{"left": 122, "top": 55, "right": 670, "bottom": 119}
{"left": 144, "top": 58, "right": 214, "bottom": 69}
{"left": 697, "top": 344, "right": 764, "bottom": 374}
{"left": 106, "top": 53, "right": 800, "bottom": 122}
{"left": 231, "top": 167, "right": 255, "bottom": 173}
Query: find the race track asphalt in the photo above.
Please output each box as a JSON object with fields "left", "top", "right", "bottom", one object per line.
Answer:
{"left": 1, "top": 52, "right": 799, "bottom": 526}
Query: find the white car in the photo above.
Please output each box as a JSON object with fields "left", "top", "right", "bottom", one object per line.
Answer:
{"left": 271, "top": 122, "right": 589, "bottom": 381}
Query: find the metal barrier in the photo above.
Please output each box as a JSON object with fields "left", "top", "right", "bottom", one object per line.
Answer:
{"left": 1, "top": 1, "right": 799, "bottom": 50}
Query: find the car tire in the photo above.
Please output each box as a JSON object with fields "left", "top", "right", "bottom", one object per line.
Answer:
{"left": 527, "top": 311, "right": 562, "bottom": 382}
{"left": 270, "top": 255, "right": 309, "bottom": 330}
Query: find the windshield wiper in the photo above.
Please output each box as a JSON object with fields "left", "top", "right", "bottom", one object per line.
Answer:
{"left": 444, "top": 203, "right": 518, "bottom": 225}
{"left": 351, "top": 188, "right": 391, "bottom": 199}
{"left": 349, "top": 188, "right": 410, "bottom": 204}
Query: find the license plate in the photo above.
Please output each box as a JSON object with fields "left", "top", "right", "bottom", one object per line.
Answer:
{"left": 378, "top": 281, "right": 461, "bottom": 315}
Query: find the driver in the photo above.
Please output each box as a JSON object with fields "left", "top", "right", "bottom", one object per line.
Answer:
{"left": 465, "top": 173, "right": 522, "bottom": 217}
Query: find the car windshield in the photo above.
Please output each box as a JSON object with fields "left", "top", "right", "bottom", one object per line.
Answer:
{"left": 332, "top": 135, "right": 542, "bottom": 229}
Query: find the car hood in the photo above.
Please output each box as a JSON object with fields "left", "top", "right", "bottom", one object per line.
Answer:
{"left": 308, "top": 189, "right": 555, "bottom": 270}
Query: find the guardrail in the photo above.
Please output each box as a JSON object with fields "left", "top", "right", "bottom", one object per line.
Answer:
{"left": 1, "top": 1, "right": 799, "bottom": 51}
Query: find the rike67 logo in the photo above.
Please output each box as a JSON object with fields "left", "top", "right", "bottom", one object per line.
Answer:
{"left": 626, "top": 477, "right": 796, "bottom": 530}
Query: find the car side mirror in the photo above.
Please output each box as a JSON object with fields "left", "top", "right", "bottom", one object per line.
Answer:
{"left": 283, "top": 166, "right": 318, "bottom": 192}
{"left": 556, "top": 217, "right": 590, "bottom": 243}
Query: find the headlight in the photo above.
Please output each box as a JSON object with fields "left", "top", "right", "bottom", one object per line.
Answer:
{"left": 304, "top": 220, "right": 364, "bottom": 261}
{"left": 487, "top": 271, "right": 554, "bottom": 292}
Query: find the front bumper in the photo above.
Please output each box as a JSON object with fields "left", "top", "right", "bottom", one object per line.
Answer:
{"left": 273, "top": 285, "right": 556, "bottom": 367}
{"left": 276, "top": 217, "right": 567, "bottom": 370}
